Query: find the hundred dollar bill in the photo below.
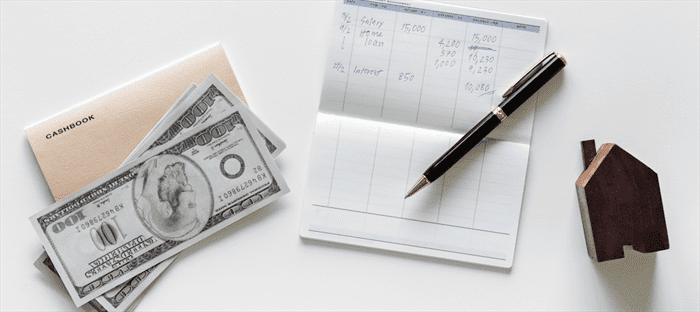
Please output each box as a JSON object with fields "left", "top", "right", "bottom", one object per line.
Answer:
{"left": 37, "top": 76, "right": 287, "bottom": 310}
{"left": 124, "top": 73, "right": 286, "bottom": 163}
{"left": 90, "top": 75, "right": 286, "bottom": 310}
{"left": 35, "top": 83, "right": 197, "bottom": 311}
{"left": 30, "top": 107, "right": 289, "bottom": 307}
{"left": 93, "top": 74, "right": 285, "bottom": 310}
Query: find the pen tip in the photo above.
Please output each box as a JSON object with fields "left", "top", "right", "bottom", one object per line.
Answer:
{"left": 405, "top": 176, "right": 430, "bottom": 199}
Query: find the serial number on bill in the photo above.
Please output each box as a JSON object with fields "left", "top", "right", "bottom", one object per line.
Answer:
{"left": 218, "top": 173, "right": 268, "bottom": 201}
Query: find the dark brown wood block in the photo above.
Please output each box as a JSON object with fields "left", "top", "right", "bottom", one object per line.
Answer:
{"left": 575, "top": 141, "right": 669, "bottom": 262}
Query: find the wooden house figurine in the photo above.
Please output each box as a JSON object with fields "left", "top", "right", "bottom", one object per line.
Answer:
{"left": 575, "top": 140, "right": 669, "bottom": 262}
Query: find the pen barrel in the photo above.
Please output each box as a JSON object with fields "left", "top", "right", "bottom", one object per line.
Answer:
{"left": 425, "top": 113, "right": 502, "bottom": 182}
{"left": 501, "top": 56, "right": 566, "bottom": 116}
{"left": 423, "top": 53, "right": 566, "bottom": 184}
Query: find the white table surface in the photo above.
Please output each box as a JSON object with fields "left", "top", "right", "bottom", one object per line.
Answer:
{"left": 1, "top": 1, "right": 698, "bottom": 311}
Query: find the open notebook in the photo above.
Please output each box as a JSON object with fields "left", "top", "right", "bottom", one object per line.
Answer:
{"left": 300, "top": 0, "right": 548, "bottom": 268}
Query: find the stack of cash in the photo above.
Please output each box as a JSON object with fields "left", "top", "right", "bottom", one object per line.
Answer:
{"left": 30, "top": 74, "right": 289, "bottom": 311}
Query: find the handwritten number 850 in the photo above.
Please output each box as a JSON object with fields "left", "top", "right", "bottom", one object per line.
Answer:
{"left": 398, "top": 73, "right": 414, "bottom": 82}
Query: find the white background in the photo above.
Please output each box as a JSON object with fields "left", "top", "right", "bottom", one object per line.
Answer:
{"left": 1, "top": 1, "right": 698, "bottom": 311}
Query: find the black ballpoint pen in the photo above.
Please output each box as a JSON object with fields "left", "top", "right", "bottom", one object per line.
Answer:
{"left": 405, "top": 52, "right": 567, "bottom": 199}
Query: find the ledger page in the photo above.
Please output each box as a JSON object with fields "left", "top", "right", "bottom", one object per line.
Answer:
{"left": 300, "top": 0, "right": 547, "bottom": 268}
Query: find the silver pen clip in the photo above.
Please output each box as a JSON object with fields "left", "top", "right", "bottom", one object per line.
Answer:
{"left": 502, "top": 52, "right": 556, "bottom": 98}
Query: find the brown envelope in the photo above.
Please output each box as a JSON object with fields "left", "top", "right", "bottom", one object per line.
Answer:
{"left": 25, "top": 43, "right": 247, "bottom": 201}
